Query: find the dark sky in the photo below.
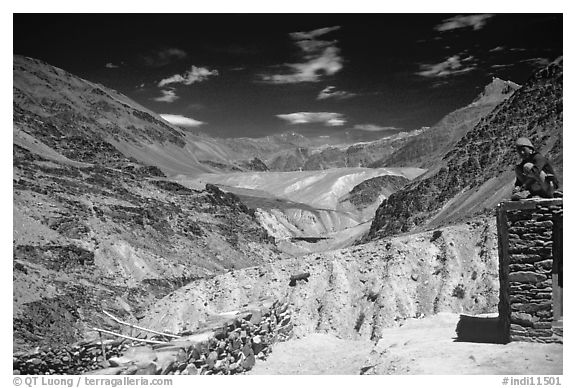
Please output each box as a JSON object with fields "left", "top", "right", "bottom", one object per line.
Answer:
{"left": 14, "top": 14, "right": 562, "bottom": 139}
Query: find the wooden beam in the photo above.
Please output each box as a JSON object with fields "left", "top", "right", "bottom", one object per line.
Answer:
{"left": 92, "top": 328, "right": 169, "bottom": 345}
{"left": 103, "top": 310, "right": 180, "bottom": 339}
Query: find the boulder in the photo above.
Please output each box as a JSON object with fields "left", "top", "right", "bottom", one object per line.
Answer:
{"left": 242, "top": 354, "right": 255, "bottom": 370}
{"left": 509, "top": 272, "right": 547, "bottom": 283}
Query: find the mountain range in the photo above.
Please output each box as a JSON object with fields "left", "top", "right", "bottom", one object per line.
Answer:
{"left": 181, "top": 77, "right": 520, "bottom": 173}
{"left": 12, "top": 53, "right": 563, "bottom": 357}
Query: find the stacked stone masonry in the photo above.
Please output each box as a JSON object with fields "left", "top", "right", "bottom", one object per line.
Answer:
{"left": 497, "top": 199, "right": 562, "bottom": 343}
{"left": 14, "top": 299, "right": 293, "bottom": 375}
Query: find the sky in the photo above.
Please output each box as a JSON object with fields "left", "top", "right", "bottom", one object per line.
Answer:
{"left": 13, "top": 13, "right": 563, "bottom": 140}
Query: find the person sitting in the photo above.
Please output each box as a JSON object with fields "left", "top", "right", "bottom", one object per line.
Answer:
{"left": 512, "top": 137, "right": 559, "bottom": 200}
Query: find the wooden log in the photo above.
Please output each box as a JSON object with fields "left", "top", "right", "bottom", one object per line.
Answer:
{"left": 99, "top": 331, "right": 107, "bottom": 360}
{"left": 103, "top": 310, "right": 180, "bottom": 339}
{"left": 92, "top": 328, "right": 169, "bottom": 345}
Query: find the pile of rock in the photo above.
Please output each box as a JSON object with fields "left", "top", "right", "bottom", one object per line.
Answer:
{"left": 14, "top": 300, "right": 293, "bottom": 375}
{"left": 13, "top": 339, "right": 131, "bottom": 375}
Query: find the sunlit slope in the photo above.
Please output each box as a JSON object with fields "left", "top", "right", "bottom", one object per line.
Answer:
{"left": 13, "top": 55, "right": 235, "bottom": 177}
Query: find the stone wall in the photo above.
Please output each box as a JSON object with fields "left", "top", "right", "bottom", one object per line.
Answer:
{"left": 14, "top": 299, "right": 293, "bottom": 375}
{"left": 497, "top": 199, "right": 562, "bottom": 343}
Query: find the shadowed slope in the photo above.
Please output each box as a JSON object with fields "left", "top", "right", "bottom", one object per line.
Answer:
{"left": 375, "top": 78, "right": 520, "bottom": 169}
{"left": 367, "top": 59, "right": 562, "bottom": 240}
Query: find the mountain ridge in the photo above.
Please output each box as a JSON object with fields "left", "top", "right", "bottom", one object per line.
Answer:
{"left": 375, "top": 77, "right": 521, "bottom": 169}
{"left": 367, "top": 59, "right": 563, "bottom": 240}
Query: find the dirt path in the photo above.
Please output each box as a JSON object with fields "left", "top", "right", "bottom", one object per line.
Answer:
{"left": 249, "top": 314, "right": 562, "bottom": 375}
{"left": 364, "top": 313, "right": 562, "bottom": 375}
{"left": 249, "top": 333, "right": 374, "bottom": 375}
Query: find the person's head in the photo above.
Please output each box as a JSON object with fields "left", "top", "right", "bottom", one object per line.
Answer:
{"left": 515, "top": 137, "right": 534, "bottom": 159}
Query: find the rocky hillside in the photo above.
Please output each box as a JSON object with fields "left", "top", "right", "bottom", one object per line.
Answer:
{"left": 339, "top": 175, "right": 410, "bottom": 211}
{"left": 139, "top": 218, "right": 499, "bottom": 342}
{"left": 333, "top": 175, "right": 411, "bottom": 237}
{"left": 13, "top": 57, "right": 279, "bottom": 352}
{"left": 374, "top": 78, "right": 520, "bottom": 169}
{"left": 367, "top": 59, "right": 563, "bottom": 239}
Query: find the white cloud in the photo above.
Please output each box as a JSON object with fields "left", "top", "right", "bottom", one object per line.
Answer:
{"left": 158, "top": 65, "right": 219, "bottom": 87}
{"left": 163, "top": 48, "right": 187, "bottom": 58}
{"left": 289, "top": 26, "right": 341, "bottom": 40}
{"left": 491, "top": 64, "right": 514, "bottom": 69}
{"left": 521, "top": 57, "right": 551, "bottom": 67}
{"left": 277, "top": 112, "right": 346, "bottom": 126}
{"left": 105, "top": 62, "right": 119, "bottom": 68}
{"left": 159, "top": 114, "right": 204, "bottom": 127}
{"left": 153, "top": 89, "right": 179, "bottom": 103}
{"left": 317, "top": 86, "right": 356, "bottom": 100}
{"left": 435, "top": 14, "right": 494, "bottom": 32}
{"left": 142, "top": 48, "right": 187, "bottom": 67}
{"left": 353, "top": 124, "right": 398, "bottom": 132}
{"left": 260, "top": 26, "right": 343, "bottom": 84}
{"left": 417, "top": 55, "right": 477, "bottom": 78}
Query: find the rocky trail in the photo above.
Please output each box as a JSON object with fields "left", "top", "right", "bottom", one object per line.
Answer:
{"left": 248, "top": 333, "right": 373, "bottom": 375}
{"left": 365, "top": 313, "right": 561, "bottom": 375}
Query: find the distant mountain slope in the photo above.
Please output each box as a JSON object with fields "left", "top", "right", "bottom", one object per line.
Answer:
{"left": 267, "top": 147, "right": 310, "bottom": 171}
{"left": 13, "top": 55, "right": 236, "bottom": 176}
{"left": 367, "top": 59, "right": 563, "bottom": 240}
{"left": 228, "top": 77, "right": 517, "bottom": 173}
{"left": 265, "top": 129, "right": 426, "bottom": 172}
{"left": 191, "top": 167, "right": 424, "bottom": 211}
{"left": 339, "top": 174, "right": 410, "bottom": 211}
{"left": 188, "top": 130, "right": 425, "bottom": 173}
{"left": 375, "top": 78, "right": 520, "bottom": 169}
{"left": 334, "top": 174, "right": 411, "bottom": 237}
{"left": 182, "top": 167, "right": 424, "bottom": 254}
{"left": 220, "top": 132, "right": 314, "bottom": 160}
